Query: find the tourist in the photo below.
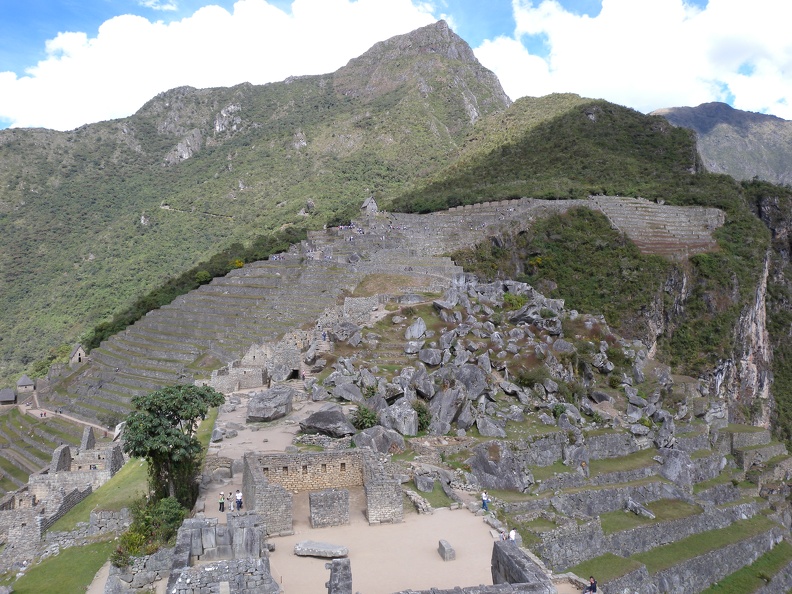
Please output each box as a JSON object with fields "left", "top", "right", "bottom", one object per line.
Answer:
{"left": 509, "top": 528, "right": 516, "bottom": 541}
{"left": 583, "top": 576, "right": 597, "bottom": 592}
{"left": 499, "top": 530, "right": 507, "bottom": 541}
{"left": 219, "top": 492, "right": 225, "bottom": 513}
{"left": 235, "top": 490, "right": 243, "bottom": 510}
{"left": 481, "top": 490, "right": 490, "bottom": 511}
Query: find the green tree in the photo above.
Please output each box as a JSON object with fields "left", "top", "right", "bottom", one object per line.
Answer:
{"left": 123, "top": 385, "right": 224, "bottom": 506}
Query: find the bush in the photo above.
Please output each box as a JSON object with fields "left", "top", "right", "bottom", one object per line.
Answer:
{"left": 111, "top": 497, "right": 186, "bottom": 567}
{"left": 552, "top": 403, "right": 567, "bottom": 419}
{"left": 514, "top": 365, "right": 550, "bottom": 388}
{"left": 412, "top": 400, "right": 431, "bottom": 432}
{"left": 350, "top": 405, "right": 378, "bottom": 430}
{"left": 503, "top": 292, "right": 528, "bottom": 309}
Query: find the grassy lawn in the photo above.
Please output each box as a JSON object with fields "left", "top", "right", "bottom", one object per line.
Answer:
{"left": 568, "top": 552, "right": 644, "bottom": 582}
{"left": 587, "top": 448, "right": 658, "bottom": 477}
{"left": 701, "top": 540, "right": 792, "bottom": 593}
{"left": 631, "top": 516, "right": 777, "bottom": 574}
{"left": 693, "top": 470, "right": 738, "bottom": 494}
{"left": 409, "top": 480, "right": 455, "bottom": 509}
{"left": 47, "top": 458, "right": 149, "bottom": 532}
{"left": 531, "top": 460, "right": 572, "bottom": 482}
{"left": 10, "top": 539, "right": 115, "bottom": 594}
{"left": 599, "top": 499, "right": 702, "bottom": 535}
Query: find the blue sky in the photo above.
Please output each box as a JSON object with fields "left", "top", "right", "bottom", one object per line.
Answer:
{"left": 0, "top": 0, "right": 788, "bottom": 130}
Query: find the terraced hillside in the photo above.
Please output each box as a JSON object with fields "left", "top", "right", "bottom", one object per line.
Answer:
{"left": 42, "top": 197, "right": 724, "bottom": 427}
{"left": 298, "top": 272, "right": 792, "bottom": 593}
{"left": 0, "top": 407, "right": 89, "bottom": 496}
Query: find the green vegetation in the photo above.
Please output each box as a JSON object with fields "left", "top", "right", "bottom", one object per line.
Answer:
{"left": 587, "top": 448, "right": 659, "bottom": 477}
{"left": 0, "top": 28, "right": 509, "bottom": 385}
{"left": 598, "top": 499, "right": 702, "bottom": 535}
{"left": 47, "top": 458, "right": 148, "bottom": 532}
{"left": 350, "top": 404, "right": 378, "bottom": 430}
{"left": 631, "top": 516, "right": 776, "bottom": 574}
{"left": 412, "top": 400, "right": 431, "bottom": 432}
{"left": 568, "top": 552, "right": 644, "bottom": 582}
{"left": 110, "top": 496, "right": 186, "bottom": 567}
{"left": 701, "top": 540, "right": 792, "bottom": 593}
{"left": 410, "top": 480, "right": 454, "bottom": 509}
{"left": 10, "top": 539, "right": 116, "bottom": 594}
{"left": 123, "top": 385, "right": 224, "bottom": 506}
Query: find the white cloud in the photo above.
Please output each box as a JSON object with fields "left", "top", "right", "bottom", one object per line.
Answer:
{"left": 0, "top": 0, "right": 435, "bottom": 130}
{"left": 139, "top": 0, "right": 179, "bottom": 11}
{"left": 473, "top": 0, "right": 792, "bottom": 119}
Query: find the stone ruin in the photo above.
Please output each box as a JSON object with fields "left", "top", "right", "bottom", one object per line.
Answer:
{"left": 0, "top": 427, "right": 124, "bottom": 570}
{"left": 104, "top": 511, "right": 279, "bottom": 594}
{"left": 242, "top": 449, "right": 402, "bottom": 535}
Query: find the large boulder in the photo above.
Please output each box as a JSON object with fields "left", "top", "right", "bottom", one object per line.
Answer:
{"left": 454, "top": 364, "right": 488, "bottom": 399}
{"left": 428, "top": 388, "right": 465, "bottom": 435}
{"left": 299, "top": 405, "right": 356, "bottom": 438}
{"left": 333, "top": 383, "right": 364, "bottom": 403}
{"left": 476, "top": 416, "right": 507, "bottom": 438}
{"left": 405, "top": 318, "right": 427, "bottom": 340}
{"left": 468, "top": 442, "right": 534, "bottom": 492}
{"left": 352, "top": 426, "right": 405, "bottom": 453}
{"left": 246, "top": 385, "right": 295, "bottom": 422}
{"left": 418, "top": 348, "right": 442, "bottom": 367}
{"left": 381, "top": 399, "right": 419, "bottom": 436}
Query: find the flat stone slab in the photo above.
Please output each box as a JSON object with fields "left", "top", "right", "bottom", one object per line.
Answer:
{"left": 294, "top": 540, "right": 349, "bottom": 558}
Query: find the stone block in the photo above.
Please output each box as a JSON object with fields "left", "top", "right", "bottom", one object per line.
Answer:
{"left": 438, "top": 539, "right": 455, "bottom": 561}
{"left": 294, "top": 540, "right": 349, "bottom": 558}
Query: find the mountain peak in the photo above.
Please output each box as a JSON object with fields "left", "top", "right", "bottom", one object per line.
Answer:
{"left": 333, "top": 20, "right": 510, "bottom": 110}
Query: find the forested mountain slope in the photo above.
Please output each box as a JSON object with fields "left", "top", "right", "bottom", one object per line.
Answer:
{"left": 0, "top": 20, "right": 510, "bottom": 383}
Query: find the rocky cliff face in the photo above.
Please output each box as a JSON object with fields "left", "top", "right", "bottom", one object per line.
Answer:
{"left": 653, "top": 102, "right": 792, "bottom": 186}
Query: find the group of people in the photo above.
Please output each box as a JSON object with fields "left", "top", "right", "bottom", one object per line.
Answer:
{"left": 218, "top": 490, "right": 243, "bottom": 513}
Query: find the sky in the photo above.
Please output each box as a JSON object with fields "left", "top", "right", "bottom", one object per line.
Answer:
{"left": 0, "top": 0, "right": 790, "bottom": 131}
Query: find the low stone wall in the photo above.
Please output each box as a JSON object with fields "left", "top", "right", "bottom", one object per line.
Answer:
{"left": 44, "top": 508, "right": 131, "bottom": 550}
{"left": 37, "top": 486, "right": 93, "bottom": 533}
{"left": 602, "top": 528, "right": 783, "bottom": 594}
{"left": 490, "top": 541, "right": 555, "bottom": 594}
{"left": 586, "top": 432, "right": 641, "bottom": 460}
{"left": 534, "top": 499, "right": 764, "bottom": 571}
{"left": 756, "top": 559, "right": 792, "bottom": 594}
{"left": 104, "top": 547, "right": 174, "bottom": 594}
{"left": 654, "top": 528, "right": 782, "bottom": 592}
{"left": 534, "top": 519, "right": 603, "bottom": 571}
{"left": 169, "top": 558, "right": 280, "bottom": 594}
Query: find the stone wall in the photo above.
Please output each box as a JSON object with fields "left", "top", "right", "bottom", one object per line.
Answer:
{"left": 601, "top": 528, "right": 783, "bottom": 594}
{"left": 310, "top": 489, "right": 350, "bottom": 528}
{"left": 364, "top": 480, "right": 403, "bottom": 524}
{"left": 490, "top": 541, "right": 556, "bottom": 594}
{"left": 533, "top": 499, "right": 764, "bottom": 571}
{"left": 168, "top": 558, "right": 280, "bottom": 594}
{"left": 244, "top": 450, "right": 403, "bottom": 530}
{"left": 248, "top": 451, "right": 364, "bottom": 491}
{"left": 243, "top": 458, "right": 293, "bottom": 536}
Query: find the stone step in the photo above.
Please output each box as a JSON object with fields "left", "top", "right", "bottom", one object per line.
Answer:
{"left": 735, "top": 442, "right": 789, "bottom": 471}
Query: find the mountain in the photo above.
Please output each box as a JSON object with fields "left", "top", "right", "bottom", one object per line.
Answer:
{"left": 652, "top": 102, "right": 792, "bottom": 186}
{"left": 0, "top": 20, "right": 510, "bottom": 384}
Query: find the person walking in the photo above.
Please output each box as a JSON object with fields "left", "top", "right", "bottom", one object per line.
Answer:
{"left": 481, "top": 490, "right": 490, "bottom": 512}
{"left": 219, "top": 492, "right": 225, "bottom": 513}
{"left": 235, "top": 490, "right": 243, "bottom": 511}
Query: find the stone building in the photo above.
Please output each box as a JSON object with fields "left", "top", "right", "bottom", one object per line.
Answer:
{"left": 16, "top": 375, "right": 34, "bottom": 394}
{"left": 0, "top": 388, "right": 15, "bottom": 405}
{"left": 242, "top": 449, "right": 403, "bottom": 535}
{"left": 69, "top": 344, "right": 86, "bottom": 367}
